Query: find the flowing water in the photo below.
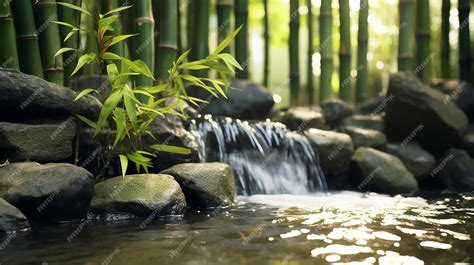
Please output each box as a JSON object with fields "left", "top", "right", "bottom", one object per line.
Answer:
{"left": 2, "top": 117, "right": 473, "bottom": 264}
{"left": 1, "top": 192, "right": 472, "bottom": 264}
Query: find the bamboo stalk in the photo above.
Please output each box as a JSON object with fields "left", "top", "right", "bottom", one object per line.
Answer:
{"left": 397, "top": 0, "right": 415, "bottom": 72}
{"left": 440, "top": 0, "right": 450, "bottom": 78}
{"left": 100, "top": 0, "right": 125, "bottom": 58}
{"left": 289, "top": 0, "right": 300, "bottom": 106}
{"left": 356, "top": 0, "right": 368, "bottom": 102}
{"left": 134, "top": 0, "right": 155, "bottom": 88}
{"left": 234, "top": 0, "right": 249, "bottom": 79}
{"left": 458, "top": 0, "right": 471, "bottom": 83}
{"left": 306, "top": 0, "right": 314, "bottom": 105}
{"left": 263, "top": 0, "right": 270, "bottom": 87}
{"left": 415, "top": 0, "right": 431, "bottom": 84}
{"left": 217, "top": 0, "right": 232, "bottom": 54}
{"left": 319, "top": 0, "right": 333, "bottom": 102}
{"left": 156, "top": 0, "right": 178, "bottom": 81}
{"left": 58, "top": 0, "right": 80, "bottom": 83}
{"left": 11, "top": 0, "right": 42, "bottom": 76}
{"left": 80, "top": 0, "right": 99, "bottom": 75}
{"left": 338, "top": 0, "right": 351, "bottom": 101}
{"left": 35, "top": 0, "right": 64, "bottom": 85}
{"left": 190, "top": 0, "right": 210, "bottom": 78}
{"left": 177, "top": 0, "right": 182, "bottom": 55}
{"left": 186, "top": 0, "right": 194, "bottom": 52}
{"left": 0, "top": 0, "right": 19, "bottom": 70}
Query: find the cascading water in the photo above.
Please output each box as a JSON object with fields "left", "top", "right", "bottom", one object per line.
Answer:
{"left": 189, "top": 115, "right": 327, "bottom": 195}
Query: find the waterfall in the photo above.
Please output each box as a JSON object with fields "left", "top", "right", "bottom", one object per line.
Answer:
{"left": 189, "top": 115, "right": 327, "bottom": 195}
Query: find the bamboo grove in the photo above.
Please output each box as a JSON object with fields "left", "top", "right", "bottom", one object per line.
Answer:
{"left": 0, "top": 0, "right": 472, "bottom": 106}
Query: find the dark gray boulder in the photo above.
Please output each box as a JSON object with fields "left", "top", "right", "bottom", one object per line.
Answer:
{"left": 462, "top": 124, "right": 474, "bottom": 157}
{"left": 340, "top": 114, "right": 384, "bottom": 132}
{"left": 273, "top": 107, "right": 327, "bottom": 131}
{"left": 384, "top": 143, "right": 435, "bottom": 180}
{"left": 341, "top": 126, "right": 387, "bottom": 149}
{"left": 90, "top": 174, "right": 186, "bottom": 217}
{"left": 351, "top": 147, "right": 419, "bottom": 195}
{"left": 320, "top": 99, "right": 353, "bottom": 128}
{"left": 187, "top": 78, "right": 274, "bottom": 120}
{"left": 432, "top": 79, "right": 474, "bottom": 121}
{"left": 161, "top": 163, "right": 236, "bottom": 207}
{"left": 0, "top": 68, "right": 101, "bottom": 121}
{"left": 0, "top": 162, "right": 94, "bottom": 222}
{"left": 384, "top": 72, "right": 468, "bottom": 153}
{"left": 435, "top": 149, "right": 474, "bottom": 192}
{"left": 0, "top": 120, "right": 76, "bottom": 162}
{"left": 0, "top": 198, "right": 30, "bottom": 232}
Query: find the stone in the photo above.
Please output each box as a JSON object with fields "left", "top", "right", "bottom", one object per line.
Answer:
{"left": 320, "top": 99, "right": 353, "bottom": 128}
{"left": 0, "top": 68, "right": 101, "bottom": 121}
{"left": 435, "top": 149, "right": 474, "bottom": 192}
{"left": 187, "top": 78, "right": 274, "bottom": 120}
{"left": 0, "top": 120, "right": 76, "bottom": 162}
{"left": 0, "top": 162, "right": 94, "bottom": 222}
{"left": 341, "top": 126, "right": 387, "bottom": 149}
{"left": 0, "top": 198, "right": 30, "bottom": 232}
{"left": 70, "top": 74, "right": 111, "bottom": 103}
{"left": 90, "top": 174, "right": 186, "bottom": 217}
{"left": 462, "top": 124, "right": 474, "bottom": 157}
{"left": 273, "top": 107, "right": 327, "bottom": 131}
{"left": 161, "top": 163, "right": 236, "bottom": 207}
{"left": 384, "top": 143, "right": 435, "bottom": 180}
{"left": 340, "top": 114, "right": 384, "bottom": 132}
{"left": 384, "top": 72, "right": 468, "bottom": 153}
{"left": 432, "top": 79, "right": 474, "bottom": 121}
{"left": 351, "top": 147, "right": 419, "bottom": 195}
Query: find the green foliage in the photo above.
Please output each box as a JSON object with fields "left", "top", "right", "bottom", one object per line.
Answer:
{"left": 56, "top": 3, "right": 241, "bottom": 177}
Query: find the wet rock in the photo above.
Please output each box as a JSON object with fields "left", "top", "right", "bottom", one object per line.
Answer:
{"left": 462, "top": 124, "right": 474, "bottom": 157}
{"left": 384, "top": 143, "right": 435, "bottom": 180}
{"left": 432, "top": 79, "right": 474, "bottom": 121}
{"left": 0, "top": 198, "right": 30, "bottom": 232}
{"left": 90, "top": 174, "right": 186, "bottom": 217}
{"left": 0, "top": 120, "right": 76, "bottom": 162}
{"left": 320, "top": 99, "right": 353, "bottom": 128}
{"left": 436, "top": 149, "right": 474, "bottom": 192}
{"left": 273, "top": 107, "right": 327, "bottom": 131}
{"left": 161, "top": 163, "right": 236, "bottom": 207}
{"left": 340, "top": 114, "right": 384, "bottom": 132}
{"left": 305, "top": 129, "right": 354, "bottom": 189}
{"left": 0, "top": 162, "right": 94, "bottom": 222}
{"left": 187, "top": 78, "right": 274, "bottom": 120}
{"left": 0, "top": 68, "right": 101, "bottom": 121}
{"left": 354, "top": 95, "right": 394, "bottom": 115}
{"left": 384, "top": 72, "right": 468, "bottom": 153}
{"left": 341, "top": 126, "right": 387, "bottom": 149}
{"left": 351, "top": 147, "right": 419, "bottom": 195}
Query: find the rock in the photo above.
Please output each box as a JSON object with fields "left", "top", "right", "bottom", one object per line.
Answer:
{"left": 436, "top": 149, "right": 474, "bottom": 192}
{"left": 161, "top": 163, "right": 235, "bottom": 207}
{"left": 0, "top": 120, "right": 76, "bottom": 162}
{"left": 384, "top": 72, "right": 468, "bottom": 153}
{"left": 462, "top": 124, "right": 474, "bottom": 157}
{"left": 70, "top": 74, "right": 111, "bottom": 103}
{"left": 0, "top": 68, "right": 101, "bottom": 121}
{"left": 340, "top": 114, "right": 384, "bottom": 132}
{"left": 351, "top": 147, "right": 419, "bottom": 194}
{"left": 0, "top": 162, "right": 94, "bottom": 222}
{"left": 341, "top": 126, "right": 387, "bottom": 149}
{"left": 432, "top": 79, "right": 474, "bottom": 120}
{"left": 305, "top": 129, "right": 354, "bottom": 189}
{"left": 384, "top": 143, "right": 435, "bottom": 180}
{"left": 187, "top": 78, "right": 274, "bottom": 120}
{"left": 320, "top": 99, "right": 353, "bottom": 128}
{"left": 273, "top": 107, "right": 327, "bottom": 131}
{"left": 0, "top": 198, "right": 30, "bottom": 232}
{"left": 354, "top": 95, "right": 395, "bottom": 115}
{"left": 90, "top": 174, "right": 186, "bottom": 217}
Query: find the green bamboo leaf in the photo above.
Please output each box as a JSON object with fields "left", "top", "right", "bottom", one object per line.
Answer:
{"left": 97, "top": 90, "right": 123, "bottom": 131}
{"left": 123, "top": 87, "right": 138, "bottom": 130}
{"left": 142, "top": 83, "right": 168, "bottom": 94}
{"left": 113, "top": 108, "right": 127, "bottom": 147}
{"left": 150, "top": 144, "right": 191, "bottom": 155}
{"left": 71, "top": 53, "right": 96, "bottom": 76}
{"left": 179, "top": 64, "right": 210, "bottom": 70}
{"left": 218, "top": 53, "right": 243, "bottom": 70}
{"left": 109, "top": 34, "right": 137, "bottom": 47}
{"left": 175, "top": 49, "right": 191, "bottom": 66}
{"left": 77, "top": 115, "right": 98, "bottom": 130}
{"left": 74, "top": 88, "right": 96, "bottom": 101}
{"left": 118, "top": 155, "right": 128, "bottom": 177}
{"left": 55, "top": 47, "right": 76, "bottom": 58}
{"left": 57, "top": 2, "right": 91, "bottom": 16}
{"left": 98, "top": 15, "right": 118, "bottom": 31}
{"left": 106, "top": 64, "right": 119, "bottom": 82}
{"left": 103, "top": 52, "right": 122, "bottom": 60}
{"left": 121, "top": 59, "right": 155, "bottom": 80}
{"left": 64, "top": 29, "right": 78, "bottom": 42}
{"left": 52, "top": 21, "right": 79, "bottom": 30}
{"left": 211, "top": 25, "right": 242, "bottom": 56}
{"left": 103, "top": 5, "right": 132, "bottom": 16}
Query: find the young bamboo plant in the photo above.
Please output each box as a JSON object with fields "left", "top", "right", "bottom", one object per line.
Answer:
{"left": 54, "top": 3, "right": 243, "bottom": 177}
